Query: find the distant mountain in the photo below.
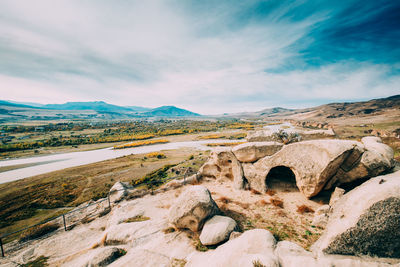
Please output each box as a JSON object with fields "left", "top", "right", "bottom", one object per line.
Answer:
{"left": 3, "top": 100, "right": 45, "bottom": 108}
{"left": 258, "top": 107, "right": 294, "bottom": 116}
{"left": 0, "top": 100, "right": 40, "bottom": 109}
{"left": 125, "top": 106, "right": 152, "bottom": 112}
{"left": 142, "top": 106, "right": 201, "bottom": 117}
{"left": 43, "top": 101, "right": 133, "bottom": 113}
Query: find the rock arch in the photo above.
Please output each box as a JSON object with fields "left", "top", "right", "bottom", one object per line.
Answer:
{"left": 265, "top": 166, "right": 298, "bottom": 191}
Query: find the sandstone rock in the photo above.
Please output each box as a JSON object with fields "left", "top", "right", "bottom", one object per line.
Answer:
{"left": 252, "top": 140, "right": 362, "bottom": 197}
{"left": 246, "top": 130, "right": 275, "bottom": 142}
{"left": 168, "top": 186, "right": 220, "bottom": 232}
{"left": 313, "top": 171, "right": 400, "bottom": 258}
{"left": 199, "top": 148, "right": 244, "bottom": 189}
{"left": 199, "top": 215, "right": 237, "bottom": 245}
{"left": 325, "top": 137, "right": 394, "bottom": 190}
{"left": 108, "top": 248, "right": 170, "bottom": 267}
{"left": 109, "top": 182, "right": 129, "bottom": 203}
{"left": 186, "top": 229, "right": 278, "bottom": 267}
{"left": 329, "top": 187, "right": 345, "bottom": 206}
{"left": 79, "top": 247, "right": 125, "bottom": 267}
{"left": 276, "top": 241, "right": 395, "bottom": 267}
{"left": 229, "top": 231, "right": 242, "bottom": 240}
{"left": 312, "top": 205, "right": 330, "bottom": 228}
{"left": 232, "top": 142, "right": 283, "bottom": 163}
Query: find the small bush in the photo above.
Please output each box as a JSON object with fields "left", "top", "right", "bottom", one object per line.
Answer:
{"left": 195, "top": 240, "right": 208, "bottom": 252}
{"left": 266, "top": 189, "right": 276, "bottom": 196}
{"left": 188, "top": 155, "right": 194, "bottom": 160}
{"left": 146, "top": 152, "right": 166, "bottom": 159}
{"left": 250, "top": 189, "right": 261, "bottom": 195}
{"left": 217, "top": 196, "right": 231, "bottom": 204}
{"left": 296, "top": 205, "right": 315, "bottom": 214}
{"left": 270, "top": 198, "right": 284, "bottom": 208}
{"left": 20, "top": 222, "right": 59, "bottom": 242}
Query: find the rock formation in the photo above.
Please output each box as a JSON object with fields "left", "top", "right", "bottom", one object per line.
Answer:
{"left": 313, "top": 170, "right": 400, "bottom": 258}
{"left": 168, "top": 186, "right": 220, "bottom": 232}
{"left": 199, "top": 137, "right": 394, "bottom": 198}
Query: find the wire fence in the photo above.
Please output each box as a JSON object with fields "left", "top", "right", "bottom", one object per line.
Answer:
{"left": 0, "top": 169, "right": 192, "bottom": 257}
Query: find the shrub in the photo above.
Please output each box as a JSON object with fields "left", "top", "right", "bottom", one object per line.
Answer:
{"left": 272, "top": 130, "right": 301, "bottom": 144}
{"left": 163, "top": 227, "right": 176, "bottom": 234}
{"left": 146, "top": 152, "right": 166, "bottom": 159}
{"left": 253, "top": 260, "right": 266, "bottom": 267}
{"left": 270, "top": 198, "right": 284, "bottom": 208}
{"left": 266, "top": 189, "right": 276, "bottom": 196}
{"left": 250, "top": 189, "right": 261, "bottom": 195}
{"left": 19, "top": 222, "right": 59, "bottom": 242}
{"left": 113, "top": 139, "right": 169, "bottom": 149}
{"left": 296, "top": 205, "right": 314, "bottom": 214}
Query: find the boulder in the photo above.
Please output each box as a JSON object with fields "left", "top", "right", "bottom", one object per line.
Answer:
{"left": 199, "top": 215, "right": 237, "bottom": 245}
{"left": 186, "top": 229, "right": 278, "bottom": 267}
{"left": 329, "top": 187, "right": 345, "bottom": 206}
{"left": 312, "top": 171, "right": 400, "bottom": 258}
{"left": 109, "top": 182, "right": 130, "bottom": 203}
{"left": 85, "top": 247, "right": 125, "bottom": 267}
{"left": 232, "top": 142, "right": 283, "bottom": 163}
{"left": 108, "top": 248, "right": 170, "bottom": 267}
{"left": 276, "top": 241, "right": 395, "bottom": 267}
{"left": 168, "top": 186, "right": 220, "bottom": 232}
{"left": 325, "top": 137, "right": 394, "bottom": 189}
{"left": 311, "top": 205, "right": 330, "bottom": 228}
{"left": 251, "top": 140, "right": 362, "bottom": 197}
{"left": 199, "top": 148, "right": 245, "bottom": 189}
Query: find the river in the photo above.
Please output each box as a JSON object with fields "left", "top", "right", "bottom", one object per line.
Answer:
{"left": 0, "top": 139, "right": 242, "bottom": 184}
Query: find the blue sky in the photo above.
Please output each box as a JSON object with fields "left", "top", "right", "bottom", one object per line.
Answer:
{"left": 0, "top": 0, "right": 399, "bottom": 114}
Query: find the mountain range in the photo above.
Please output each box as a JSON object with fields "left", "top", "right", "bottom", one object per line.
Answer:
{"left": 0, "top": 100, "right": 201, "bottom": 122}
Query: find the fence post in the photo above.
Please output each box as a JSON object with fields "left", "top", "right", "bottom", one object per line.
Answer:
{"left": 0, "top": 237, "right": 4, "bottom": 257}
{"left": 62, "top": 214, "right": 67, "bottom": 231}
{"left": 107, "top": 193, "right": 111, "bottom": 209}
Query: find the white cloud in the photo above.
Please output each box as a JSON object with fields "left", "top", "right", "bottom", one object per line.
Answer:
{"left": 0, "top": 0, "right": 398, "bottom": 114}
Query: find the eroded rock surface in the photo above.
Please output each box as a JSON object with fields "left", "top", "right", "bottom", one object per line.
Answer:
{"left": 313, "top": 171, "right": 400, "bottom": 258}
{"left": 199, "top": 148, "right": 244, "bottom": 189}
{"left": 199, "top": 215, "right": 237, "bottom": 245}
{"left": 168, "top": 186, "right": 220, "bottom": 232}
{"left": 232, "top": 142, "right": 283, "bottom": 163}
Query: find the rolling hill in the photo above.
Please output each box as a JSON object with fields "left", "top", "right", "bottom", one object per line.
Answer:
{"left": 142, "top": 106, "right": 200, "bottom": 117}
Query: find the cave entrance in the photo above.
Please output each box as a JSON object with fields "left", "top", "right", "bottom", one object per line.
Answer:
{"left": 265, "top": 166, "right": 298, "bottom": 191}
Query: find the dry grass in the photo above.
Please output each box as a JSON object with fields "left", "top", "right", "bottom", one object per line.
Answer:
{"left": 170, "top": 258, "right": 187, "bottom": 267}
{"left": 113, "top": 139, "right": 169, "bottom": 149}
{"left": 19, "top": 222, "right": 59, "bottom": 242}
{"left": 162, "top": 227, "right": 176, "bottom": 234}
{"left": 217, "top": 196, "right": 231, "bottom": 204}
{"left": 266, "top": 189, "right": 276, "bottom": 196}
{"left": 253, "top": 260, "right": 266, "bottom": 267}
{"left": 250, "top": 188, "right": 261, "bottom": 195}
{"left": 296, "top": 205, "right": 315, "bottom": 214}
{"left": 123, "top": 215, "right": 150, "bottom": 223}
{"left": 270, "top": 198, "right": 284, "bottom": 208}
{"left": 198, "top": 134, "right": 225, "bottom": 140}
{"left": 257, "top": 199, "right": 269, "bottom": 206}
{"left": 206, "top": 142, "right": 246, "bottom": 147}
{"left": 21, "top": 255, "right": 49, "bottom": 267}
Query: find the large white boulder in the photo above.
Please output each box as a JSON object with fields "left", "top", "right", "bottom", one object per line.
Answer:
{"left": 168, "top": 186, "right": 220, "bottom": 232}
{"left": 186, "top": 229, "right": 278, "bottom": 267}
{"left": 312, "top": 171, "right": 400, "bottom": 258}
{"left": 109, "top": 182, "right": 130, "bottom": 203}
{"left": 199, "top": 215, "right": 237, "bottom": 245}
{"left": 232, "top": 142, "right": 283, "bottom": 163}
{"left": 199, "top": 148, "right": 245, "bottom": 189}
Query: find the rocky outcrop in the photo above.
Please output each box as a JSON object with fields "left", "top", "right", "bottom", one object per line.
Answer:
{"left": 232, "top": 142, "right": 283, "bottom": 163}
{"left": 313, "top": 171, "right": 400, "bottom": 258}
{"left": 199, "top": 215, "right": 237, "bottom": 245}
{"left": 109, "top": 182, "right": 131, "bottom": 203}
{"left": 276, "top": 241, "right": 395, "bottom": 267}
{"left": 219, "top": 137, "right": 394, "bottom": 198}
{"left": 249, "top": 140, "right": 363, "bottom": 197}
{"left": 329, "top": 187, "right": 345, "bottom": 206}
{"left": 311, "top": 205, "right": 330, "bottom": 228}
{"left": 187, "top": 229, "right": 279, "bottom": 267}
{"left": 246, "top": 128, "right": 335, "bottom": 142}
{"left": 199, "top": 148, "right": 245, "bottom": 189}
{"left": 169, "top": 186, "right": 220, "bottom": 232}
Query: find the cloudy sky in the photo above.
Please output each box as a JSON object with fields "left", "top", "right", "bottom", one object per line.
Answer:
{"left": 0, "top": 0, "right": 399, "bottom": 114}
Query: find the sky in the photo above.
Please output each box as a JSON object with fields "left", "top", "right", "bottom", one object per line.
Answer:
{"left": 0, "top": 0, "right": 399, "bottom": 114}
